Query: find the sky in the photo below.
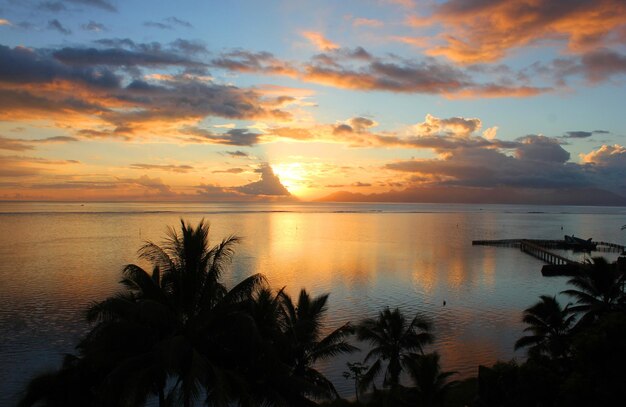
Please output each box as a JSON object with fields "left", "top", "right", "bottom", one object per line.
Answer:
{"left": 0, "top": 0, "right": 625, "bottom": 204}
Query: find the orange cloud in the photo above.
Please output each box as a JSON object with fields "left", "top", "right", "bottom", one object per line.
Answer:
{"left": 423, "top": 0, "right": 626, "bottom": 64}
{"left": 389, "top": 35, "right": 429, "bottom": 48}
{"left": 413, "top": 114, "right": 481, "bottom": 137}
{"left": 580, "top": 144, "right": 626, "bottom": 166}
{"left": 301, "top": 31, "right": 340, "bottom": 51}
{"left": 0, "top": 44, "right": 295, "bottom": 143}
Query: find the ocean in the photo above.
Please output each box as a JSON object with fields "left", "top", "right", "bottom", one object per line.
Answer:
{"left": 1, "top": 202, "right": 625, "bottom": 404}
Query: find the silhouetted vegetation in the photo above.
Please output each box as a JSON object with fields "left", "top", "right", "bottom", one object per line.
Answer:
{"left": 18, "top": 223, "right": 626, "bottom": 406}
{"left": 476, "top": 256, "right": 626, "bottom": 407}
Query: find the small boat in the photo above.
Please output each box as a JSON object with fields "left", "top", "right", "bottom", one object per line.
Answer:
{"left": 564, "top": 235, "right": 597, "bottom": 251}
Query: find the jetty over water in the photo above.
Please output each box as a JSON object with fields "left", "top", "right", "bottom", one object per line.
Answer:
{"left": 472, "top": 239, "right": 625, "bottom": 276}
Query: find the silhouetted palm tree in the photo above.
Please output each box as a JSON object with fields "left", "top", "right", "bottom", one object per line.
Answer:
{"left": 562, "top": 257, "right": 625, "bottom": 326}
{"left": 515, "top": 295, "right": 576, "bottom": 361}
{"left": 17, "top": 355, "right": 99, "bottom": 407}
{"left": 356, "top": 307, "right": 433, "bottom": 391}
{"left": 404, "top": 352, "right": 457, "bottom": 407}
{"left": 83, "top": 219, "right": 265, "bottom": 406}
{"left": 279, "top": 289, "right": 357, "bottom": 400}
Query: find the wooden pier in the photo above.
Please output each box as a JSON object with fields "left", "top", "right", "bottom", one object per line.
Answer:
{"left": 472, "top": 238, "right": 625, "bottom": 276}
{"left": 473, "top": 239, "right": 624, "bottom": 253}
{"left": 519, "top": 240, "right": 575, "bottom": 265}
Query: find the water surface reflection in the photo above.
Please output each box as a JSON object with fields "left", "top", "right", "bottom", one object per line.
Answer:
{"left": 1, "top": 202, "right": 624, "bottom": 403}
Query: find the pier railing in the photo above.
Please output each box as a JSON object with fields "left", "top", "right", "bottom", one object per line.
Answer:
{"left": 519, "top": 240, "right": 576, "bottom": 266}
{"left": 472, "top": 238, "right": 625, "bottom": 275}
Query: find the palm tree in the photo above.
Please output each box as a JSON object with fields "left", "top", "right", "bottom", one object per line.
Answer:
{"left": 17, "top": 355, "right": 99, "bottom": 407}
{"left": 83, "top": 219, "right": 265, "bottom": 407}
{"left": 514, "top": 295, "right": 576, "bottom": 361}
{"left": 279, "top": 289, "right": 357, "bottom": 400}
{"left": 561, "top": 257, "right": 625, "bottom": 326}
{"left": 356, "top": 307, "right": 433, "bottom": 392}
{"left": 404, "top": 352, "right": 457, "bottom": 407}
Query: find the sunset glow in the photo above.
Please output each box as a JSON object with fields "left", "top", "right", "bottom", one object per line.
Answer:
{"left": 0, "top": 0, "right": 625, "bottom": 204}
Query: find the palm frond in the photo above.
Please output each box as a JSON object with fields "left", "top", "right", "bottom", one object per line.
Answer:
{"left": 85, "top": 294, "right": 136, "bottom": 323}
{"left": 359, "top": 358, "right": 382, "bottom": 392}
{"left": 220, "top": 273, "right": 266, "bottom": 306}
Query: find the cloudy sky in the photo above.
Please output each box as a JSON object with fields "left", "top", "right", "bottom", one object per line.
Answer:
{"left": 0, "top": 0, "right": 625, "bottom": 204}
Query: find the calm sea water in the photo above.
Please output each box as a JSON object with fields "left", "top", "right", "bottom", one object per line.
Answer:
{"left": 1, "top": 202, "right": 625, "bottom": 404}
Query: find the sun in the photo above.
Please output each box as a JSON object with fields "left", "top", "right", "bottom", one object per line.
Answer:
{"left": 272, "top": 163, "right": 309, "bottom": 197}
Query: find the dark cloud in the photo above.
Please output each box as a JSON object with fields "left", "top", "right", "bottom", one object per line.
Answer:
{"left": 213, "top": 167, "right": 245, "bottom": 174}
{"left": 184, "top": 128, "right": 263, "bottom": 146}
{"left": 0, "top": 45, "right": 120, "bottom": 88}
{"left": 303, "top": 54, "right": 548, "bottom": 97}
{"left": 319, "top": 185, "right": 626, "bottom": 206}
{"left": 305, "top": 58, "right": 472, "bottom": 94}
{"left": 235, "top": 164, "right": 290, "bottom": 196}
{"left": 129, "top": 163, "right": 194, "bottom": 173}
{"left": 333, "top": 124, "right": 353, "bottom": 135}
{"left": 386, "top": 147, "right": 586, "bottom": 190}
{"left": 210, "top": 47, "right": 546, "bottom": 98}
{"left": 543, "top": 49, "right": 626, "bottom": 85}
{"left": 562, "top": 129, "right": 610, "bottom": 139}
{"left": 0, "top": 44, "right": 291, "bottom": 135}
{"left": 212, "top": 50, "right": 297, "bottom": 76}
{"left": 564, "top": 131, "right": 593, "bottom": 139}
{"left": 350, "top": 117, "right": 376, "bottom": 131}
{"left": 81, "top": 21, "right": 106, "bottom": 32}
{"left": 165, "top": 17, "right": 192, "bottom": 28}
{"left": 581, "top": 145, "right": 626, "bottom": 199}
{"left": 0, "top": 88, "right": 108, "bottom": 119}
{"left": 371, "top": 132, "right": 626, "bottom": 198}
{"left": 67, "top": 0, "right": 117, "bottom": 12}
{"left": 368, "top": 124, "right": 600, "bottom": 192}
{"left": 104, "top": 79, "right": 290, "bottom": 130}
{"left": 310, "top": 47, "right": 374, "bottom": 65}
{"left": 94, "top": 38, "right": 136, "bottom": 49}
{"left": 514, "top": 135, "right": 570, "bottom": 163}
{"left": 224, "top": 150, "right": 250, "bottom": 158}
{"left": 352, "top": 181, "right": 371, "bottom": 187}
{"left": 332, "top": 117, "right": 377, "bottom": 135}
{"left": 579, "top": 49, "right": 626, "bottom": 82}
{"left": 53, "top": 46, "right": 207, "bottom": 69}
{"left": 47, "top": 19, "right": 71, "bottom": 35}
{"left": 195, "top": 183, "right": 243, "bottom": 200}
{"left": 38, "top": 136, "right": 78, "bottom": 143}
{"left": 208, "top": 46, "right": 547, "bottom": 98}
{"left": 170, "top": 39, "right": 207, "bottom": 55}
{"left": 143, "top": 17, "right": 192, "bottom": 30}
